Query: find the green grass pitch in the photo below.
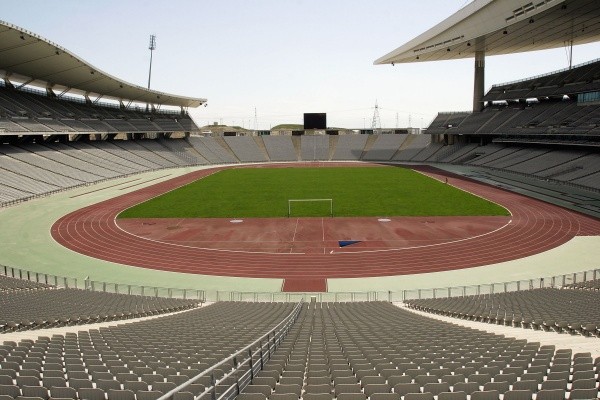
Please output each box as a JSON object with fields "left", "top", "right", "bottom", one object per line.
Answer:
{"left": 118, "top": 166, "right": 509, "bottom": 218}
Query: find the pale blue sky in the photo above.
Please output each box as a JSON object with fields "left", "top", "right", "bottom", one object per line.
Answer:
{"left": 6, "top": 0, "right": 600, "bottom": 129}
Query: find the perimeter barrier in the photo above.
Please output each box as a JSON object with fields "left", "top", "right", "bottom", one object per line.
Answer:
{"left": 1, "top": 264, "right": 599, "bottom": 302}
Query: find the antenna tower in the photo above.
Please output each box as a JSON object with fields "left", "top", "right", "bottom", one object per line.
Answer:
{"left": 371, "top": 100, "right": 381, "bottom": 131}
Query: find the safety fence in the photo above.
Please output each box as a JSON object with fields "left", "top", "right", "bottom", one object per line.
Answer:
{"left": 2, "top": 264, "right": 599, "bottom": 302}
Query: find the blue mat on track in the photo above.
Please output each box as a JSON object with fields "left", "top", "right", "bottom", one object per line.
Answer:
{"left": 339, "top": 240, "right": 361, "bottom": 248}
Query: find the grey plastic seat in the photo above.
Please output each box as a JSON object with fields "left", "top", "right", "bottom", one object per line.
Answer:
{"left": 91, "top": 372, "right": 115, "bottom": 382}
{"left": 0, "top": 377, "right": 13, "bottom": 386}
{"left": 135, "top": 391, "right": 163, "bottom": 400}
{"left": 301, "top": 394, "right": 331, "bottom": 400}
{"left": 142, "top": 375, "right": 164, "bottom": 386}
{"left": 453, "top": 382, "right": 480, "bottom": 395}
{"left": 540, "top": 380, "right": 567, "bottom": 391}
{"left": 569, "top": 388, "right": 598, "bottom": 400}
{"left": 303, "top": 384, "right": 332, "bottom": 395}
{"left": 268, "top": 394, "right": 299, "bottom": 400}
{"left": 437, "top": 391, "right": 467, "bottom": 400}
{"left": 107, "top": 389, "right": 135, "bottom": 400}
{"left": 441, "top": 374, "right": 464, "bottom": 386}
{"left": 257, "top": 370, "right": 280, "bottom": 381}
{"left": 251, "top": 378, "right": 277, "bottom": 390}
{"left": 520, "top": 372, "right": 544, "bottom": 384}
{"left": 387, "top": 376, "right": 412, "bottom": 386}
{"left": 493, "top": 373, "right": 517, "bottom": 384}
{"left": 49, "top": 387, "right": 76, "bottom": 400}
{"left": 122, "top": 381, "right": 149, "bottom": 393}
{"left": 96, "top": 380, "right": 121, "bottom": 392}
{"left": 278, "top": 378, "right": 303, "bottom": 387}
{"left": 546, "top": 372, "right": 569, "bottom": 382}
{"left": 470, "top": 390, "right": 499, "bottom": 400}
{"left": 571, "top": 378, "right": 597, "bottom": 390}
{"left": 15, "top": 377, "right": 39, "bottom": 387}
{"left": 42, "top": 378, "right": 66, "bottom": 389}
{"left": 64, "top": 372, "right": 87, "bottom": 380}
{"left": 77, "top": 388, "right": 106, "bottom": 400}
{"left": 502, "top": 390, "right": 532, "bottom": 400}
{"left": 272, "top": 384, "right": 301, "bottom": 396}
{"left": 243, "top": 385, "right": 272, "bottom": 397}
{"left": 361, "top": 376, "right": 386, "bottom": 386}
{"left": 334, "top": 384, "right": 362, "bottom": 396}
{"left": 415, "top": 375, "right": 438, "bottom": 386}
{"left": 423, "top": 382, "right": 450, "bottom": 396}
{"left": 152, "top": 382, "right": 176, "bottom": 394}
{"left": 20, "top": 387, "right": 48, "bottom": 400}
{"left": 468, "top": 374, "right": 491, "bottom": 386}
{"left": 483, "top": 382, "right": 509, "bottom": 393}
{"left": 172, "top": 392, "right": 194, "bottom": 400}
{"left": 393, "top": 383, "right": 420, "bottom": 396}
{"left": 336, "top": 394, "right": 367, "bottom": 400}
{"left": 364, "top": 383, "right": 391, "bottom": 396}
{"left": 369, "top": 394, "right": 400, "bottom": 400}
{"left": 404, "top": 393, "right": 434, "bottom": 400}
{"left": 0, "top": 385, "right": 21, "bottom": 398}
{"left": 236, "top": 394, "right": 267, "bottom": 400}
{"left": 512, "top": 380, "right": 538, "bottom": 393}
{"left": 67, "top": 379, "right": 93, "bottom": 390}
{"left": 571, "top": 370, "right": 595, "bottom": 381}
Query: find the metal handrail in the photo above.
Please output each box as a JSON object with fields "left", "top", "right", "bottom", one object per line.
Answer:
{"left": 157, "top": 300, "right": 304, "bottom": 400}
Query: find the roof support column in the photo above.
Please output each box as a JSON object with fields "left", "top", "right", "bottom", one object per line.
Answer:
{"left": 473, "top": 50, "right": 485, "bottom": 112}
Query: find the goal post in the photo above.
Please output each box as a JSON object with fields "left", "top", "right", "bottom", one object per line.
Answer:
{"left": 288, "top": 199, "right": 333, "bottom": 217}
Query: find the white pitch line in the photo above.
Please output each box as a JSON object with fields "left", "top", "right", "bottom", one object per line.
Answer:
{"left": 291, "top": 218, "right": 300, "bottom": 242}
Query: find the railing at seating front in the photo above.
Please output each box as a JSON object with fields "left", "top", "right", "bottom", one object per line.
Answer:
{"left": 157, "top": 300, "right": 304, "bottom": 400}
{"left": 400, "top": 268, "right": 600, "bottom": 301}
{"left": 1, "top": 263, "right": 599, "bottom": 302}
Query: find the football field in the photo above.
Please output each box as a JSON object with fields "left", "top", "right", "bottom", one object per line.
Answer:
{"left": 118, "top": 166, "right": 509, "bottom": 218}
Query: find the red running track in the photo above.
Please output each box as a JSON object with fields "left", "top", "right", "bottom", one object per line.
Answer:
{"left": 51, "top": 164, "right": 600, "bottom": 292}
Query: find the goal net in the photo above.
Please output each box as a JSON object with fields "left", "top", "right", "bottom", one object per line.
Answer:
{"left": 288, "top": 199, "right": 333, "bottom": 217}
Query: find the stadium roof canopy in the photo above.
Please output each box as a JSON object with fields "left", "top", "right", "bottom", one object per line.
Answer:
{"left": 0, "top": 20, "right": 205, "bottom": 108}
{"left": 375, "top": 0, "right": 600, "bottom": 65}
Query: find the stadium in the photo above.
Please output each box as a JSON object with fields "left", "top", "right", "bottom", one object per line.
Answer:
{"left": 1, "top": 0, "right": 600, "bottom": 400}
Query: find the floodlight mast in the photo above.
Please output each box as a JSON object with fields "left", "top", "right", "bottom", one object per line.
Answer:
{"left": 147, "top": 34, "right": 156, "bottom": 90}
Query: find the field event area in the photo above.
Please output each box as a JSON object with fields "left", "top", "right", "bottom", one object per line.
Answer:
{"left": 118, "top": 166, "right": 509, "bottom": 218}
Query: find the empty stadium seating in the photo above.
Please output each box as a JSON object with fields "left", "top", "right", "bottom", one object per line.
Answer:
{"left": 565, "top": 279, "right": 600, "bottom": 291}
{"left": 230, "top": 302, "right": 600, "bottom": 400}
{"left": 405, "top": 287, "right": 600, "bottom": 337}
{"left": 484, "top": 58, "right": 600, "bottom": 102}
{"left": 0, "top": 84, "right": 199, "bottom": 135}
{"left": 2, "top": 133, "right": 600, "bottom": 208}
{"left": 262, "top": 136, "right": 298, "bottom": 162}
{"left": 0, "top": 302, "right": 296, "bottom": 400}
{"left": 0, "top": 274, "right": 51, "bottom": 293}
{"left": 0, "top": 287, "right": 199, "bottom": 332}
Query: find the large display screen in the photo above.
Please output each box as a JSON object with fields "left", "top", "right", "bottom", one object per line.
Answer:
{"left": 303, "top": 113, "right": 327, "bottom": 130}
